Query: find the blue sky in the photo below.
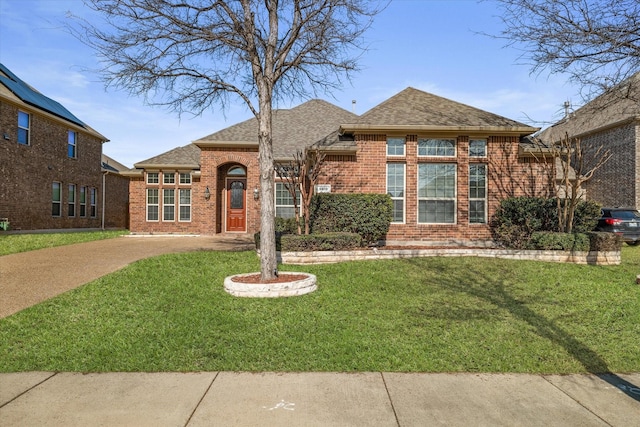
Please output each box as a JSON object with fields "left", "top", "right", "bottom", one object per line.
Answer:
{"left": 0, "top": 0, "right": 578, "bottom": 168}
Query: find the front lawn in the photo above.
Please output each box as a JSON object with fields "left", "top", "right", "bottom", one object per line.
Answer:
{"left": 0, "top": 230, "right": 127, "bottom": 256}
{"left": 1, "top": 248, "right": 638, "bottom": 373}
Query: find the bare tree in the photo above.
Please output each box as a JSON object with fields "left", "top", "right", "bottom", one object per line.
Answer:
{"left": 493, "top": 0, "right": 640, "bottom": 102}
{"left": 71, "top": 0, "right": 381, "bottom": 281}
{"left": 528, "top": 133, "right": 611, "bottom": 233}
{"left": 275, "top": 149, "right": 325, "bottom": 235}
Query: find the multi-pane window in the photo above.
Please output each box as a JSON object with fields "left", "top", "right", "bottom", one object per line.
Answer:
{"left": 386, "top": 137, "right": 405, "bottom": 156}
{"left": 90, "top": 188, "right": 97, "bottom": 217}
{"left": 275, "top": 182, "right": 300, "bottom": 218}
{"left": 147, "top": 172, "right": 159, "bottom": 184}
{"left": 179, "top": 173, "right": 191, "bottom": 184}
{"left": 418, "top": 164, "right": 456, "bottom": 223}
{"left": 79, "top": 186, "right": 87, "bottom": 217}
{"left": 18, "top": 111, "right": 30, "bottom": 145}
{"left": 163, "top": 189, "right": 175, "bottom": 221}
{"left": 179, "top": 189, "right": 191, "bottom": 221}
{"left": 469, "top": 164, "right": 487, "bottom": 224}
{"left": 52, "top": 182, "right": 61, "bottom": 216}
{"left": 387, "top": 163, "right": 405, "bottom": 223}
{"left": 68, "top": 184, "right": 76, "bottom": 217}
{"left": 163, "top": 172, "right": 175, "bottom": 184}
{"left": 147, "top": 189, "right": 159, "bottom": 221}
{"left": 68, "top": 131, "right": 77, "bottom": 158}
{"left": 469, "top": 139, "right": 487, "bottom": 157}
{"left": 418, "top": 138, "right": 456, "bottom": 157}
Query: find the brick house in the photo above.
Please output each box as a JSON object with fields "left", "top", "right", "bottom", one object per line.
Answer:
{"left": 0, "top": 63, "right": 127, "bottom": 231}
{"left": 538, "top": 76, "right": 640, "bottom": 210}
{"left": 125, "top": 87, "right": 551, "bottom": 244}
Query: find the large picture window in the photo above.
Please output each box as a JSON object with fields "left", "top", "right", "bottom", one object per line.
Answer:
{"left": 418, "top": 163, "right": 456, "bottom": 223}
{"left": 469, "top": 164, "right": 487, "bottom": 224}
{"left": 418, "top": 138, "right": 456, "bottom": 157}
{"left": 387, "top": 163, "right": 405, "bottom": 223}
{"left": 147, "top": 189, "right": 159, "bottom": 221}
{"left": 275, "top": 182, "right": 300, "bottom": 219}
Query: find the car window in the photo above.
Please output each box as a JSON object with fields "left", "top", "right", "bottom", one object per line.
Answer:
{"left": 611, "top": 210, "right": 640, "bottom": 219}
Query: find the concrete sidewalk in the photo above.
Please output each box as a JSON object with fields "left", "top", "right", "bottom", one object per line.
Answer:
{"left": 1, "top": 371, "right": 639, "bottom": 426}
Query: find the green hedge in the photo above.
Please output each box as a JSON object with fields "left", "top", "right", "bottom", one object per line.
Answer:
{"left": 587, "top": 232, "right": 623, "bottom": 252}
{"left": 310, "top": 193, "right": 392, "bottom": 244}
{"left": 281, "top": 232, "right": 362, "bottom": 251}
{"left": 492, "top": 197, "right": 601, "bottom": 249}
{"left": 530, "top": 232, "right": 590, "bottom": 251}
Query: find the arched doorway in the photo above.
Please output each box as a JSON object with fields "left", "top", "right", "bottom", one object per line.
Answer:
{"left": 225, "top": 166, "right": 247, "bottom": 232}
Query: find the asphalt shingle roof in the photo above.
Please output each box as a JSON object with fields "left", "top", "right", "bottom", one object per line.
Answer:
{"left": 195, "top": 99, "right": 358, "bottom": 158}
{"left": 134, "top": 143, "right": 201, "bottom": 168}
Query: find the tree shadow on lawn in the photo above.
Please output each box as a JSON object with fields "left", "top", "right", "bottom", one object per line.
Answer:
{"left": 403, "top": 258, "right": 640, "bottom": 402}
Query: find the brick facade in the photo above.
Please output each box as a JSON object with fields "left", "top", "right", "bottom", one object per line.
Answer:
{"left": 0, "top": 99, "right": 106, "bottom": 230}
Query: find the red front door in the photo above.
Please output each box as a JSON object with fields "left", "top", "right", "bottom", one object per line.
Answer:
{"left": 226, "top": 179, "right": 246, "bottom": 232}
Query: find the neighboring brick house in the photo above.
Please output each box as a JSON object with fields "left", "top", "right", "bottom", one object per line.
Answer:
{"left": 538, "top": 77, "right": 640, "bottom": 210}
{"left": 125, "top": 87, "right": 550, "bottom": 244}
{"left": 0, "top": 63, "right": 125, "bottom": 231}
{"left": 102, "top": 154, "right": 130, "bottom": 229}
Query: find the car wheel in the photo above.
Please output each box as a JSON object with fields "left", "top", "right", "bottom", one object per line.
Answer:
{"left": 627, "top": 241, "right": 640, "bottom": 246}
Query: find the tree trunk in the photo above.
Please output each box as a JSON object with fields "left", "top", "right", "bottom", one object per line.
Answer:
{"left": 257, "top": 105, "right": 277, "bottom": 282}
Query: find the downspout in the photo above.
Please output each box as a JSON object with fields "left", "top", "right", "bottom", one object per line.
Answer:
{"left": 102, "top": 171, "right": 107, "bottom": 230}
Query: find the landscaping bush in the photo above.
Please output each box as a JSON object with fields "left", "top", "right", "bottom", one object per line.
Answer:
{"left": 492, "top": 197, "right": 601, "bottom": 249}
{"left": 275, "top": 217, "right": 300, "bottom": 234}
{"left": 530, "top": 232, "right": 590, "bottom": 251}
{"left": 281, "top": 232, "right": 362, "bottom": 251}
{"left": 310, "top": 193, "right": 392, "bottom": 244}
{"left": 587, "top": 232, "right": 623, "bottom": 252}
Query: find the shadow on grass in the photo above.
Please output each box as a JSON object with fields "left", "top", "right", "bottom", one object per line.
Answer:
{"left": 405, "top": 258, "right": 640, "bottom": 402}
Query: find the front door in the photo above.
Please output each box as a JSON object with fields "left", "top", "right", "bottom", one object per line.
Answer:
{"left": 226, "top": 178, "right": 246, "bottom": 232}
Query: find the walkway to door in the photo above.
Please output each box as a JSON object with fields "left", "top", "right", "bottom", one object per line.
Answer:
{"left": 0, "top": 234, "right": 254, "bottom": 318}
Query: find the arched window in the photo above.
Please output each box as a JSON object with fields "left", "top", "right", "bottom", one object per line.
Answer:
{"left": 228, "top": 166, "right": 246, "bottom": 176}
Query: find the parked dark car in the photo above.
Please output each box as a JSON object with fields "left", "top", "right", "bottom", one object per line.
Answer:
{"left": 595, "top": 208, "right": 640, "bottom": 246}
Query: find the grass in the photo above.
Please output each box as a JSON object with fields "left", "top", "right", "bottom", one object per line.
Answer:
{"left": 0, "top": 230, "right": 127, "bottom": 256}
{"left": 0, "top": 247, "right": 639, "bottom": 373}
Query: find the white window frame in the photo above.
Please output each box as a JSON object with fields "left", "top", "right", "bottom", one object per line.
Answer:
{"left": 163, "top": 188, "right": 175, "bottom": 221}
{"left": 146, "top": 188, "right": 159, "bottom": 221}
{"left": 275, "top": 182, "right": 301, "bottom": 219}
{"left": 386, "top": 137, "right": 405, "bottom": 157}
{"left": 179, "top": 188, "right": 191, "bottom": 222}
{"left": 90, "top": 188, "right": 97, "bottom": 218}
{"left": 418, "top": 138, "right": 457, "bottom": 157}
{"left": 469, "top": 164, "right": 487, "bottom": 224}
{"left": 179, "top": 173, "right": 191, "bottom": 184}
{"left": 163, "top": 172, "right": 175, "bottom": 184}
{"left": 52, "top": 182, "right": 61, "bottom": 217}
{"left": 418, "top": 163, "right": 457, "bottom": 224}
{"left": 147, "top": 172, "right": 159, "bottom": 184}
{"left": 18, "top": 111, "right": 30, "bottom": 145}
{"left": 68, "top": 130, "right": 77, "bottom": 159}
{"left": 68, "top": 184, "right": 76, "bottom": 217}
{"left": 387, "top": 163, "right": 406, "bottom": 223}
{"left": 79, "top": 186, "right": 87, "bottom": 217}
{"left": 469, "top": 139, "right": 487, "bottom": 158}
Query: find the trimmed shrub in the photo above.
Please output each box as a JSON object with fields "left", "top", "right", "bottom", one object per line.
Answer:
{"left": 281, "top": 232, "right": 362, "bottom": 251}
{"left": 587, "top": 232, "right": 623, "bottom": 252}
{"left": 492, "top": 197, "right": 601, "bottom": 249}
{"left": 275, "top": 217, "right": 300, "bottom": 234}
{"left": 530, "top": 232, "right": 590, "bottom": 251}
{"left": 310, "top": 193, "right": 392, "bottom": 244}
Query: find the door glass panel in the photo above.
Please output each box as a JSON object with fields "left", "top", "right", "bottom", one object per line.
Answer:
{"left": 230, "top": 181, "right": 244, "bottom": 209}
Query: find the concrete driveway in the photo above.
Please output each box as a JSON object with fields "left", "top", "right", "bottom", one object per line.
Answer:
{"left": 0, "top": 234, "right": 254, "bottom": 318}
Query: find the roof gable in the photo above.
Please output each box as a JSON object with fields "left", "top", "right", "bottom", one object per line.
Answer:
{"left": 195, "top": 99, "right": 358, "bottom": 158}
{"left": 344, "top": 87, "right": 536, "bottom": 133}
{"left": 134, "top": 143, "right": 201, "bottom": 168}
